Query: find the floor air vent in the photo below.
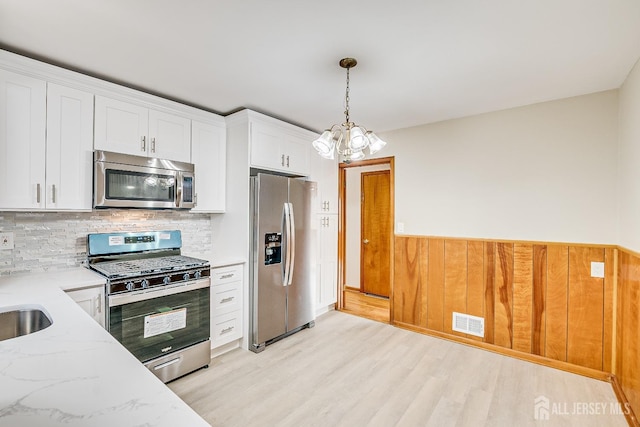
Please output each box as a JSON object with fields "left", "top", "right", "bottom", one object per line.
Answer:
{"left": 452, "top": 312, "right": 485, "bottom": 337}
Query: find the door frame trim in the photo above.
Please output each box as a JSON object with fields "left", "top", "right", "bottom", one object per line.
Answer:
{"left": 337, "top": 156, "right": 395, "bottom": 320}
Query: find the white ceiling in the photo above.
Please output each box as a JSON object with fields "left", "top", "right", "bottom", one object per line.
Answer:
{"left": 1, "top": 0, "right": 639, "bottom": 133}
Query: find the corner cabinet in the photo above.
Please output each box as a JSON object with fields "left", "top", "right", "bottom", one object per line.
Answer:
{"left": 191, "top": 119, "right": 226, "bottom": 213}
{"left": 94, "top": 96, "right": 191, "bottom": 163}
{"left": 0, "top": 69, "right": 93, "bottom": 211}
{"left": 65, "top": 285, "right": 106, "bottom": 328}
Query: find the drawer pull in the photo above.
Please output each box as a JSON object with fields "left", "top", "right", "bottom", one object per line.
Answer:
{"left": 221, "top": 326, "right": 235, "bottom": 335}
{"left": 220, "top": 296, "right": 235, "bottom": 304}
{"left": 220, "top": 273, "right": 235, "bottom": 279}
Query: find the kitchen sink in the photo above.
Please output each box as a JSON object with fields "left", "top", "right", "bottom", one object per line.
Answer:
{"left": 0, "top": 305, "right": 52, "bottom": 341}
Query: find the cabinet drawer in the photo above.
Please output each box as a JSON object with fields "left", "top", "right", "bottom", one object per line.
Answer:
{"left": 212, "top": 265, "right": 243, "bottom": 285}
{"left": 211, "top": 311, "right": 242, "bottom": 347}
{"left": 211, "top": 281, "right": 241, "bottom": 315}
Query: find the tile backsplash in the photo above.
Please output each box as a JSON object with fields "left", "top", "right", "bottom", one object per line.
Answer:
{"left": 0, "top": 210, "right": 213, "bottom": 276}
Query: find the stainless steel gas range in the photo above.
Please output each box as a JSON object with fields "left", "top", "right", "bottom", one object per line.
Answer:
{"left": 87, "top": 230, "right": 210, "bottom": 383}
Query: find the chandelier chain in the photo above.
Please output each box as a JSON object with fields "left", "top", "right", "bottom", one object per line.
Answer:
{"left": 344, "top": 67, "right": 350, "bottom": 124}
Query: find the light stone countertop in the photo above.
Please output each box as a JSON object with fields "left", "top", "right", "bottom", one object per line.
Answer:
{"left": 183, "top": 252, "right": 246, "bottom": 269}
{"left": 0, "top": 268, "right": 210, "bottom": 427}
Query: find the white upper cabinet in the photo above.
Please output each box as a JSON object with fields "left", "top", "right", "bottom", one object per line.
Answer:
{"left": 249, "top": 116, "right": 312, "bottom": 176}
{"left": 0, "top": 69, "right": 47, "bottom": 209}
{"left": 0, "top": 71, "right": 94, "bottom": 211}
{"left": 148, "top": 109, "right": 191, "bottom": 162}
{"left": 191, "top": 119, "right": 226, "bottom": 212}
{"left": 308, "top": 142, "right": 338, "bottom": 214}
{"left": 46, "top": 83, "right": 94, "bottom": 210}
{"left": 94, "top": 96, "right": 191, "bottom": 163}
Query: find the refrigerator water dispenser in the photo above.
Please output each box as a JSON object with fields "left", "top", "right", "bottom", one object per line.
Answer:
{"left": 264, "top": 233, "right": 282, "bottom": 265}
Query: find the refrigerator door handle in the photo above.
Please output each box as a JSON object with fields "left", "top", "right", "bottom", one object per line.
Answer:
{"left": 282, "top": 202, "right": 292, "bottom": 286}
{"left": 287, "top": 202, "right": 295, "bottom": 286}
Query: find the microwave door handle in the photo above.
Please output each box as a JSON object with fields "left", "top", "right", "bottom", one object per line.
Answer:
{"left": 176, "top": 173, "right": 183, "bottom": 208}
{"left": 287, "top": 202, "right": 295, "bottom": 286}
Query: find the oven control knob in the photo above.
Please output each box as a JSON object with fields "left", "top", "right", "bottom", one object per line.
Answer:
{"left": 141, "top": 279, "right": 149, "bottom": 289}
{"left": 194, "top": 271, "right": 202, "bottom": 279}
{"left": 163, "top": 276, "right": 171, "bottom": 285}
{"left": 183, "top": 273, "right": 190, "bottom": 281}
{"left": 125, "top": 281, "right": 135, "bottom": 292}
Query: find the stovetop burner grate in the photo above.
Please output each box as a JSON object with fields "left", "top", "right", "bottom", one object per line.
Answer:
{"left": 91, "top": 255, "right": 209, "bottom": 279}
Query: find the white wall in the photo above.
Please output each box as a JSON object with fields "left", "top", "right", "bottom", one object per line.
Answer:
{"left": 345, "top": 164, "right": 391, "bottom": 288}
{"left": 377, "top": 90, "right": 619, "bottom": 244}
{"left": 618, "top": 58, "right": 640, "bottom": 252}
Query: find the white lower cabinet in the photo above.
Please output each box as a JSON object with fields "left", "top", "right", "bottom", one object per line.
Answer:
{"left": 210, "top": 264, "right": 243, "bottom": 351}
{"left": 317, "top": 214, "right": 338, "bottom": 314}
{"left": 65, "top": 285, "right": 106, "bottom": 328}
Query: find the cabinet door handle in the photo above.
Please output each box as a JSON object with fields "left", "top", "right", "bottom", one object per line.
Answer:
{"left": 221, "top": 326, "right": 235, "bottom": 335}
{"left": 52, "top": 184, "right": 56, "bottom": 204}
{"left": 36, "top": 183, "right": 41, "bottom": 204}
{"left": 96, "top": 293, "right": 102, "bottom": 315}
{"left": 286, "top": 155, "right": 290, "bottom": 167}
{"left": 151, "top": 137, "right": 156, "bottom": 153}
{"left": 220, "top": 273, "right": 235, "bottom": 279}
{"left": 220, "top": 296, "right": 235, "bottom": 303}
{"left": 326, "top": 201, "right": 329, "bottom": 211}
{"left": 141, "top": 136, "right": 146, "bottom": 151}
{"left": 281, "top": 154, "right": 285, "bottom": 166}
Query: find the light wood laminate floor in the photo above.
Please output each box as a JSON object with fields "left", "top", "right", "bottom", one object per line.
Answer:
{"left": 169, "top": 311, "right": 627, "bottom": 427}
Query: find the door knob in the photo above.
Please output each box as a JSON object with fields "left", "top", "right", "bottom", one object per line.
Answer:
{"left": 363, "top": 239, "right": 369, "bottom": 244}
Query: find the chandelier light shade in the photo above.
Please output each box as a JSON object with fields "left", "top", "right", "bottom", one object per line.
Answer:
{"left": 312, "top": 57, "right": 387, "bottom": 163}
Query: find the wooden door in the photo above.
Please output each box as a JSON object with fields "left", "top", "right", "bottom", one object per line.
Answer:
{"left": 361, "top": 171, "right": 391, "bottom": 297}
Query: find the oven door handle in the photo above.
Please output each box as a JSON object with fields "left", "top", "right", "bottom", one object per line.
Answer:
{"left": 108, "top": 279, "right": 210, "bottom": 307}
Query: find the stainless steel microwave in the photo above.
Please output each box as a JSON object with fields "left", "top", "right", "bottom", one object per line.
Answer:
{"left": 94, "top": 150, "right": 195, "bottom": 209}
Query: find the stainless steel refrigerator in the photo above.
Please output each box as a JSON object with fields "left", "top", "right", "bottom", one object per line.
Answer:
{"left": 249, "top": 173, "right": 316, "bottom": 353}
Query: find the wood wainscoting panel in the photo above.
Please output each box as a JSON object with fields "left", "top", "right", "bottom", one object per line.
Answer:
{"left": 616, "top": 249, "right": 640, "bottom": 418}
{"left": 512, "top": 243, "right": 534, "bottom": 353}
{"left": 532, "top": 244, "right": 547, "bottom": 356}
{"left": 392, "top": 236, "right": 616, "bottom": 376}
{"left": 443, "top": 240, "right": 468, "bottom": 337}
{"left": 427, "top": 238, "right": 445, "bottom": 331}
{"left": 483, "top": 242, "right": 496, "bottom": 344}
{"left": 545, "top": 245, "right": 569, "bottom": 362}
{"left": 393, "top": 236, "right": 424, "bottom": 326}
{"left": 603, "top": 247, "right": 615, "bottom": 373}
{"left": 466, "top": 241, "right": 485, "bottom": 342}
{"left": 493, "top": 242, "right": 514, "bottom": 349}
{"left": 567, "top": 247, "right": 604, "bottom": 371}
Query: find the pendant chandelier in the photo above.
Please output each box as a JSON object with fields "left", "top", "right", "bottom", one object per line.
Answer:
{"left": 312, "top": 57, "right": 387, "bottom": 163}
